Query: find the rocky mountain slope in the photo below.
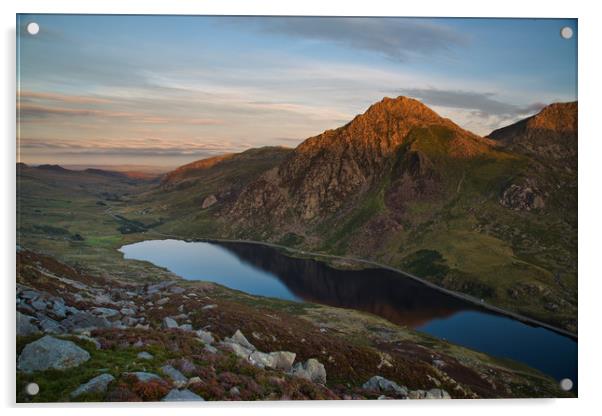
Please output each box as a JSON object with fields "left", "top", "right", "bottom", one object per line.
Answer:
{"left": 17, "top": 248, "right": 569, "bottom": 402}
{"left": 122, "top": 97, "right": 577, "bottom": 333}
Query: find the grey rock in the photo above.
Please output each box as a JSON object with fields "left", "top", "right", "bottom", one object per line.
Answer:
{"left": 62, "top": 311, "right": 111, "bottom": 332}
{"left": 169, "top": 286, "right": 186, "bottom": 294}
{"left": 407, "top": 388, "right": 450, "bottom": 399}
{"left": 137, "top": 351, "right": 154, "bottom": 360}
{"left": 432, "top": 359, "right": 446, "bottom": 369}
{"left": 229, "top": 386, "right": 240, "bottom": 396}
{"left": 176, "top": 358, "right": 197, "bottom": 375}
{"left": 201, "top": 304, "right": 217, "bottom": 310}
{"left": 126, "top": 372, "right": 162, "bottom": 383}
{"left": 120, "top": 307, "right": 136, "bottom": 316}
{"left": 94, "top": 294, "right": 115, "bottom": 305}
{"left": 162, "top": 317, "right": 178, "bottom": 329}
{"left": 160, "top": 365, "right": 188, "bottom": 388}
{"left": 292, "top": 358, "right": 327, "bottom": 384}
{"left": 161, "top": 388, "right": 204, "bottom": 402}
{"left": 70, "top": 373, "right": 115, "bottom": 398}
{"left": 91, "top": 307, "right": 120, "bottom": 320}
{"left": 363, "top": 376, "right": 408, "bottom": 396}
{"left": 147, "top": 281, "right": 175, "bottom": 295}
{"left": 201, "top": 194, "right": 218, "bottom": 209}
{"left": 249, "top": 351, "right": 274, "bottom": 368}
{"left": 156, "top": 297, "right": 170, "bottom": 306}
{"left": 51, "top": 299, "right": 67, "bottom": 319}
{"left": 195, "top": 329, "right": 215, "bottom": 345}
{"left": 16, "top": 311, "right": 40, "bottom": 336}
{"left": 17, "top": 335, "right": 90, "bottom": 372}
{"left": 425, "top": 388, "right": 451, "bottom": 399}
{"left": 204, "top": 344, "right": 218, "bottom": 354}
{"left": 221, "top": 341, "right": 252, "bottom": 359}
{"left": 268, "top": 351, "right": 296, "bottom": 371}
{"left": 179, "top": 324, "right": 193, "bottom": 331}
{"left": 225, "top": 329, "right": 256, "bottom": 351}
{"left": 122, "top": 316, "right": 139, "bottom": 327}
{"left": 249, "top": 351, "right": 296, "bottom": 371}
{"left": 20, "top": 290, "right": 40, "bottom": 300}
{"left": 39, "top": 317, "right": 65, "bottom": 334}
{"left": 31, "top": 299, "right": 48, "bottom": 311}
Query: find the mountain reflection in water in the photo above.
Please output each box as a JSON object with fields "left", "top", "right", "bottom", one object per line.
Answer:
{"left": 216, "top": 241, "right": 476, "bottom": 328}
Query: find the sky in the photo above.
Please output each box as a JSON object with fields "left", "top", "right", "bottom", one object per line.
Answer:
{"left": 17, "top": 15, "right": 577, "bottom": 170}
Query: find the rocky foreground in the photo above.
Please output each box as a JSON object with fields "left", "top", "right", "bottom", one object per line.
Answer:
{"left": 16, "top": 248, "right": 570, "bottom": 402}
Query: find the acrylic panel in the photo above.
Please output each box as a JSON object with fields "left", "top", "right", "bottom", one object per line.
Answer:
{"left": 16, "top": 14, "right": 578, "bottom": 402}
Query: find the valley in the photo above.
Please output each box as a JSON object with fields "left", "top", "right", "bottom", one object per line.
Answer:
{"left": 16, "top": 96, "right": 578, "bottom": 401}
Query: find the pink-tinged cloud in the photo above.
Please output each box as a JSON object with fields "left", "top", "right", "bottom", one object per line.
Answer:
{"left": 19, "top": 90, "right": 115, "bottom": 104}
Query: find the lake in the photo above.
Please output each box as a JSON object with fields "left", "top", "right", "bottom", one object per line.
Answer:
{"left": 120, "top": 238, "right": 577, "bottom": 390}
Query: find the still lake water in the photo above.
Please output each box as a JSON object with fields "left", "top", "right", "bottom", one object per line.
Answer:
{"left": 120, "top": 239, "right": 577, "bottom": 388}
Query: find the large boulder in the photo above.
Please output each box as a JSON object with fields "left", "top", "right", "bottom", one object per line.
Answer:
{"left": 70, "top": 373, "right": 115, "bottom": 399}
{"left": 362, "top": 376, "right": 408, "bottom": 396}
{"left": 269, "top": 351, "right": 296, "bottom": 371}
{"left": 291, "top": 358, "right": 326, "bottom": 384}
{"left": 161, "top": 388, "right": 204, "bottom": 401}
{"left": 17, "top": 336, "right": 91, "bottom": 373}
{"left": 16, "top": 311, "right": 40, "bottom": 336}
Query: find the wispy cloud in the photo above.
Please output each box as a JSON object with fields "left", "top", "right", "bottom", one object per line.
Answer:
{"left": 19, "top": 90, "right": 114, "bottom": 104}
{"left": 248, "top": 17, "right": 468, "bottom": 62}
{"left": 20, "top": 136, "right": 243, "bottom": 157}
{"left": 397, "top": 87, "right": 547, "bottom": 118}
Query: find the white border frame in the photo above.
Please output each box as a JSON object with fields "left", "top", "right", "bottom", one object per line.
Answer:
{"left": 3, "top": 1, "right": 600, "bottom": 415}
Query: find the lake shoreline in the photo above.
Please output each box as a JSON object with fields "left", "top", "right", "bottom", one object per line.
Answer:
{"left": 114, "top": 212, "right": 577, "bottom": 341}
{"left": 193, "top": 237, "right": 578, "bottom": 341}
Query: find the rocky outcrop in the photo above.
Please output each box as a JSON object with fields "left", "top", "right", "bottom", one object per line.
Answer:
{"left": 220, "top": 329, "right": 297, "bottom": 372}
{"left": 70, "top": 374, "right": 115, "bottom": 398}
{"left": 291, "top": 358, "right": 327, "bottom": 385}
{"left": 230, "top": 96, "right": 486, "bottom": 227}
{"left": 18, "top": 336, "right": 90, "bottom": 373}
{"left": 500, "top": 182, "right": 545, "bottom": 211}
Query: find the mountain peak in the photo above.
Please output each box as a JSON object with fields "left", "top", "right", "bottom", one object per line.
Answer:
{"left": 351, "top": 95, "right": 447, "bottom": 128}
{"left": 488, "top": 101, "right": 577, "bottom": 142}
{"left": 526, "top": 101, "right": 577, "bottom": 133}
{"left": 487, "top": 101, "right": 577, "bottom": 167}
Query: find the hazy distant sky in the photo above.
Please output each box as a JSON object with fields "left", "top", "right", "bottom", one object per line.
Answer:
{"left": 17, "top": 15, "right": 577, "bottom": 168}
